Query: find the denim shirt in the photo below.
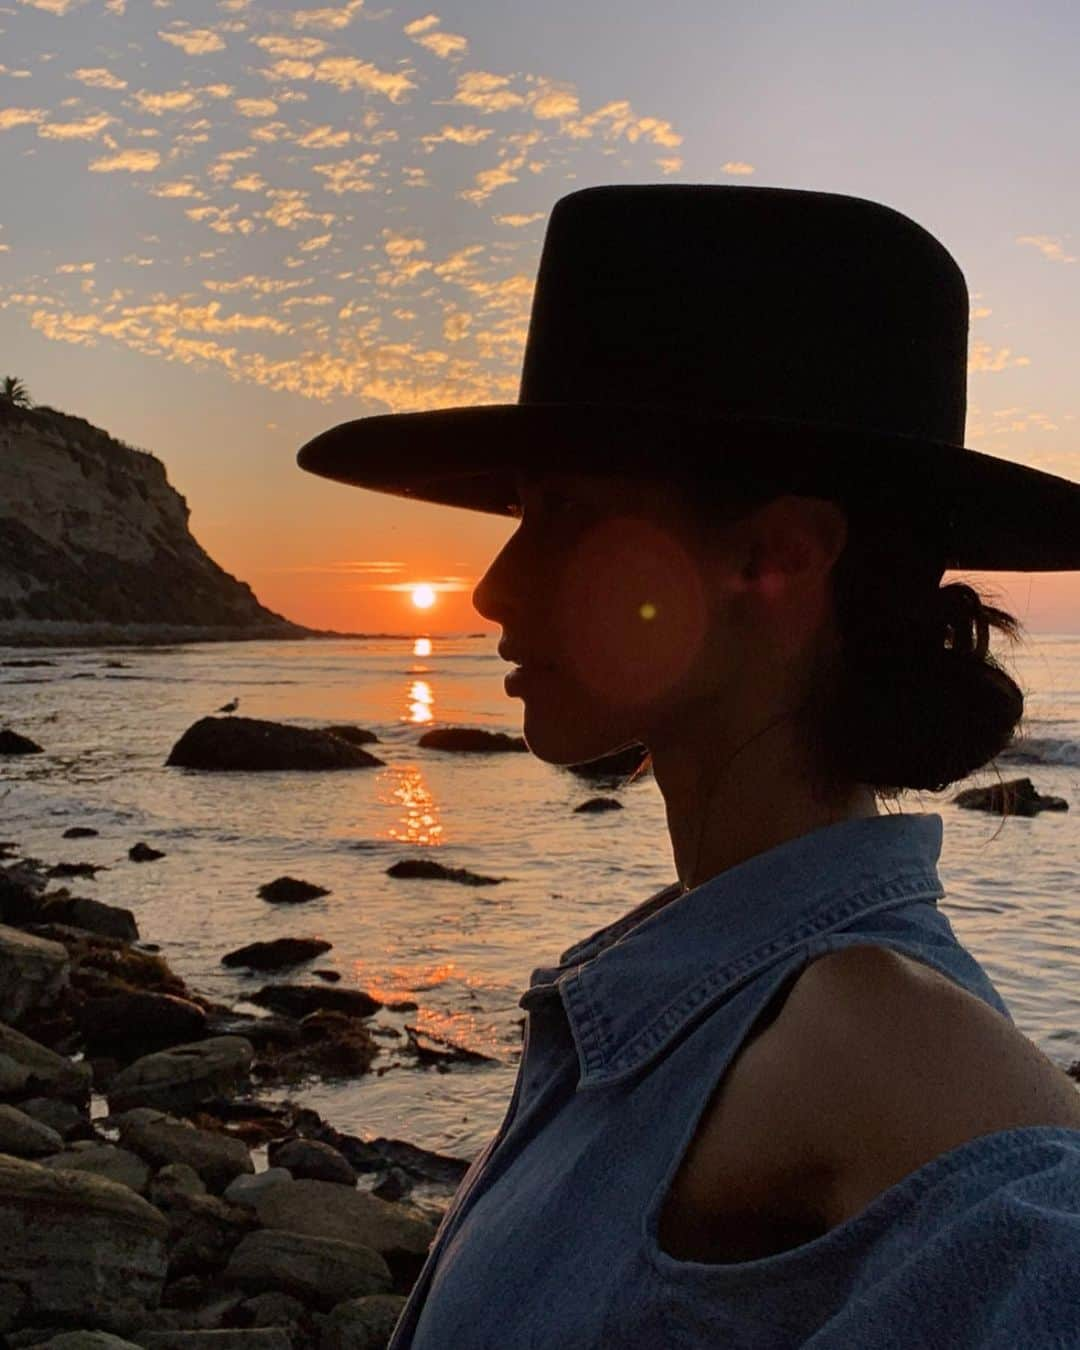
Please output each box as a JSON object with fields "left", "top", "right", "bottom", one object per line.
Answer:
{"left": 388, "top": 812, "right": 1080, "bottom": 1348}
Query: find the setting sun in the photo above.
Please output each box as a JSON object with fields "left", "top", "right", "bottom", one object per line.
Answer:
{"left": 412, "top": 585, "right": 436, "bottom": 610}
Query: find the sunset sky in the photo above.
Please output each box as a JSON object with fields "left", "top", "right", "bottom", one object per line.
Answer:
{"left": 1, "top": 0, "right": 1078, "bottom": 635}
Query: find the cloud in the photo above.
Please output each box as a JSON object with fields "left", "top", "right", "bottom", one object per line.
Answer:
{"left": 311, "top": 154, "right": 380, "bottom": 193}
{"left": 722, "top": 161, "right": 755, "bottom": 174}
{"left": 298, "top": 232, "right": 332, "bottom": 251}
{"left": 70, "top": 67, "right": 128, "bottom": 90}
{"left": 1016, "top": 234, "right": 1076, "bottom": 264}
{"left": 403, "top": 14, "right": 439, "bottom": 35}
{"left": 186, "top": 203, "right": 256, "bottom": 234}
{"left": 56, "top": 261, "right": 95, "bottom": 273}
{"left": 234, "top": 97, "right": 278, "bottom": 117}
{"left": 231, "top": 172, "right": 266, "bottom": 190}
{"left": 420, "top": 123, "right": 493, "bottom": 151}
{"left": 159, "top": 27, "right": 227, "bottom": 54}
{"left": 263, "top": 187, "right": 335, "bottom": 229}
{"left": 132, "top": 88, "right": 202, "bottom": 116}
{"left": 251, "top": 34, "right": 328, "bottom": 57}
{"left": 493, "top": 211, "right": 544, "bottom": 227}
{"left": 18, "top": 0, "right": 86, "bottom": 13}
{"left": 0, "top": 107, "right": 46, "bottom": 131}
{"left": 289, "top": 0, "right": 364, "bottom": 31}
{"left": 89, "top": 148, "right": 161, "bottom": 171}
{"left": 409, "top": 27, "right": 468, "bottom": 60}
{"left": 294, "top": 124, "right": 352, "bottom": 148}
{"left": 656, "top": 155, "right": 682, "bottom": 174}
{"left": 968, "top": 340, "right": 1031, "bottom": 373}
{"left": 529, "top": 84, "right": 579, "bottom": 120}
{"left": 38, "top": 111, "right": 113, "bottom": 139}
{"left": 257, "top": 54, "right": 415, "bottom": 101}
{"left": 150, "top": 180, "right": 207, "bottom": 198}
{"left": 452, "top": 71, "right": 524, "bottom": 113}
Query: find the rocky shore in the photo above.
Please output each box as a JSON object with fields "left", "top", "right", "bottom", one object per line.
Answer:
{"left": 0, "top": 849, "right": 478, "bottom": 1350}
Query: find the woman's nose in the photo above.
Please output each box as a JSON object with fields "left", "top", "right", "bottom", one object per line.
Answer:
{"left": 472, "top": 529, "right": 525, "bottom": 622}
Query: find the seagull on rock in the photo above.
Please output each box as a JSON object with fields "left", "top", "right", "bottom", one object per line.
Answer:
{"left": 217, "top": 697, "right": 240, "bottom": 714}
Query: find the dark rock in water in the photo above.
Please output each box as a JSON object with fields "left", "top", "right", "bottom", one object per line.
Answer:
{"left": 384, "top": 999, "right": 418, "bottom": 1012}
{"left": 0, "top": 729, "right": 42, "bottom": 755}
{"left": 257, "top": 876, "right": 330, "bottom": 905}
{"left": 36, "top": 893, "right": 138, "bottom": 942}
{"left": 129, "top": 842, "right": 166, "bottom": 862}
{"left": 417, "top": 726, "right": 527, "bottom": 754}
{"left": 403, "top": 1024, "right": 497, "bottom": 1067}
{"left": 371, "top": 1166, "right": 412, "bottom": 1203}
{"left": 308, "top": 1123, "right": 470, "bottom": 1188}
{"left": 322, "top": 724, "right": 379, "bottom": 746}
{"left": 252, "top": 1010, "right": 378, "bottom": 1082}
{"left": 1, "top": 658, "right": 55, "bottom": 667}
{"left": 62, "top": 826, "right": 100, "bottom": 839}
{"left": 314, "top": 969, "right": 341, "bottom": 983}
{"left": 0, "top": 841, "right": 19, "bottom": 859}
{"left": 248, "top": 984, "right": 382, "bottom": 1019}
{"left": 106, "top": 1036, "right": 254, "bottom": 1113}
{"left": 31, "top": 923, "right": 187, "bottom": 996}
{"left": 204, "top": 1014, "right": 302, "bottom": 1052}
{"left": 386, "top": 859, "right": 501, "bottom": 886}
{"left": 567, "top": 743, "right": 650, "bottom": 780}
{"left": 574, "top": 796, "right": 624, "bottom": 813}
{"left": 953, "top": 777, "right": 1069, "bottom": 817}
{"left": 267, "top": 1137, "right": 356, "bottom": 1186}
{"left": 166, "top": 716, "right": 385, "bottom": 772}
{"left": 221, "top": 938, "right": 333, "bottom": 971}
{"left": 47, "top": 861, "right": 107, "bottom": 879}
{"left": 77, "top": 990, "right": 208, "bottom": 1057}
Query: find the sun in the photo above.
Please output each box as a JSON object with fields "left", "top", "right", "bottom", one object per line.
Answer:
{"left": 411, "top": 584, "right": 436, "bottom": 610}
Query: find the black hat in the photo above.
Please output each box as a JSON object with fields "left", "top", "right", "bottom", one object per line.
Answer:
{"left": 297, "top": 184, "right": 1080, "bottom": 571}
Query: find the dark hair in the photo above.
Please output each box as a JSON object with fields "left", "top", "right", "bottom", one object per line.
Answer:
{"left": 628, "top": 473, "right": 1026, "bottom": 802}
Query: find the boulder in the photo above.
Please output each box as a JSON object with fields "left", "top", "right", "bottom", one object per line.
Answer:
{"left": 77, "top": 991, "right": 208, "bottom": 1058}
{"left": 16, "top": 894, "right": 140, "bottom": 943}
{"left": 222, "top": 1169, "right": 292, "bottom": 1208}
{"left": 267, "top": 1137, "right": 356, "bottom": 1186}
{"left": 953, "top": 777, "right": 1069, "bottom": 816}
{"left": 417, "top": 726, "right": 527, "bottom": 754}
{"left": 224, "top": 1229, "right": 392, "bottom": 1310}
{"left": 573, "top": 796, "right": 624, "bottom": 813}
{"left": 0, "top": 1018, "right": 93, "bottom": 1102}
{"left": 0, "top": 1153, "right": 167, "bottom": 1325}
{"left": 62, "top": 827, "right": 100, "bottom": 839}
{"left": 252, "top": 1010, "right": 378, "bottom": 1084}
{"left": 166, "top": 718, "right": 385, "bottom": 772}
{"left": 320, "top": 1294, "right": 408, "bottom": 1350}
{"left": 41, "top": 1141, "right": 152, "bottom": 1194}
{"left": 239, "top": 1291, "right": 307, "bottom": 1329}
{"left": 385, "top": 859, "right": 501, "bottom": 886}
{"left": 0, "top": 923, "right": 69, "bottom": 1024}
{"left": 220, "top": 938, "right": 333, "bottom": 971}
{"left": 159, "top": 1191, "right": 259, "bottom": 1280}
{"left": 370, "top": 1168, "right": 411, "bottom": 1204}
{"left": 112, "top": 1108, "right": 254, "bottom": 1192}
{"left": 129, "top": 843, "right": 166, "bottom": 863}
{"left": 14, "top": 1095, "right": 87, "bottom": 1140}
{"left": 250, "top": 1178, "right": 435, "bottom": 1261}
{"left": 106, "top": 1037, "right": 254, "bottom": 1114}
{"left": 148, "top": 1162, "right": 207, "bottom": 1208}
{"left": 0, "top": 729, "right": 43, "bottom": 755}
{"left": 256, "top": 877, "right": 330, "bottom": 905}
{"left": 0, "top": 1102, "right": 65, "bottom": 1156}
{"left": 247, "top": 985, "right": 381, "bottom": 1019}
{"left": 322, "top": 726, "right": 379, "bottom": 746}
{"left": 48, "top": 863, "right": 107, "bottom": 880}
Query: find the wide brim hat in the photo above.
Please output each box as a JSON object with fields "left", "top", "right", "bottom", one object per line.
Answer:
{"left": 298, "top": 185, "right": 1080, "bottom": 571}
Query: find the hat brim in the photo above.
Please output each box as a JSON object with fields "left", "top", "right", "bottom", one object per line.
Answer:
{"left": 297, "top": 402, "right": 1080, "bottom": 572}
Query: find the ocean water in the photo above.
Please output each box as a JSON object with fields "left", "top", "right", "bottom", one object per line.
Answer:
{"left": 2, "top": 632, "right": 1079, "bottom": 1162}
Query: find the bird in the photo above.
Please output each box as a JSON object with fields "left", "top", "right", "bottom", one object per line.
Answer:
{"left": 216, "top": 697, "right": 240, "bottom": 714}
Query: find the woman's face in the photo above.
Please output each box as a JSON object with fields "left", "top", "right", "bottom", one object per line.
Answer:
{"left": 472, "top": 469, "right": 740, "bottom": 765}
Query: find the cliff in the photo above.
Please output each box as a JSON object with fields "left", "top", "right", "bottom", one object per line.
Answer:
{"left": 0, "top": 401, "right": 312, "bottom": 642}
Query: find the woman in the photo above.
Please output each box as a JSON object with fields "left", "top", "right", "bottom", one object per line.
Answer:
{"left": 299, "top": 186, "right": 1080, "bottom": 1347}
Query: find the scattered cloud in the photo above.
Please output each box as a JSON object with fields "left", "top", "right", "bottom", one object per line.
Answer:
{"left": 289, "top": 1, "right": 365, "bottom": 31}
{"left": 89, "top": 148, "right": 162, "bottom": 171}
{"left": 0, "top": 107, "right": 46, "bottom": 131}
{"left": 38, "top": 111, "right": 113, "bottom": 139}
{"left": 493, "top": 211, "right": 544, "bottom": 227}
{"left": 452, "top": 71, "right": 525, "bottom": 113}
{"left": 234, "top": 96, "right": 278, "bottom": 117}
{"left": 722, "top": 160, "right": 755, "bottom": 174}
{"left": 70, "top": 67, "right": 128, "bottom": 90}
{"left": 968, "top": 340, "right": 1031, "bottom": 373}
{"left": 1016, "top": 234, "right": 1076, "bottom": 264}
{"left": 158, "top": 27, "right": 227, "bottom": 55}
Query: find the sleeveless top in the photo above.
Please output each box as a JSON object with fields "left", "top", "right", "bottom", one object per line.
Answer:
{"left": 387, "top": 812, "right": 1080, "bottom": 1348}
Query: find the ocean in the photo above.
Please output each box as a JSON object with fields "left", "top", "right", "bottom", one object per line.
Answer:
{"left": 2, "top": 632, "right": 1079, "bottom": 1163}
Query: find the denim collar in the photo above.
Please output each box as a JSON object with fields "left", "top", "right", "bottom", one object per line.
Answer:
{"left": 521, "top": 812, "right": 945, "bottom": 1089}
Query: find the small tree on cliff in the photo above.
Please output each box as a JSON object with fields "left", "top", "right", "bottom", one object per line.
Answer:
{"left": 1, "top": 375, "right": 33, "bottom": 408}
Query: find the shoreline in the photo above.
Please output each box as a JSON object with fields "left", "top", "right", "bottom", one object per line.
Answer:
{"left": 0, "top": 623, "right": 489, "bottom": 649}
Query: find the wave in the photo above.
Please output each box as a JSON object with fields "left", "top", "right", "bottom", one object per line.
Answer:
{"left": 1000, "top": 736, "right": 1080, "bottom": 767}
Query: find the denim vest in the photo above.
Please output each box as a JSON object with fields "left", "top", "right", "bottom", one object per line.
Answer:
{"left": 389, "top": 813, "right": 1080, "bottom": 1348}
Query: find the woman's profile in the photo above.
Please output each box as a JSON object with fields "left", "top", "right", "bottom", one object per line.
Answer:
{"left": 298, "top": 185, "right": 1080, "bottom": 1347}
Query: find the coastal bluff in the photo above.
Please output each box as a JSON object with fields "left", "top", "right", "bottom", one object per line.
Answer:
{"left": 0, "top": 401, "right": 311, "bottom": 644}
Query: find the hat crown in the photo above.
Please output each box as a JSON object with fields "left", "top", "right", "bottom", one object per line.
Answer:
{"left": 519, "top": 185, "right": 969, "bottom": 447}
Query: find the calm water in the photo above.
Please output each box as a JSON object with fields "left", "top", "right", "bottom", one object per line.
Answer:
{"left": 2, "top": 633, "right": 1079, "bottom": 1161}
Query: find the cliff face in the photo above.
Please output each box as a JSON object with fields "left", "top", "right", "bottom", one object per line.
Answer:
{"left": 0, "top": 401, "right": 308, "bottom": 634}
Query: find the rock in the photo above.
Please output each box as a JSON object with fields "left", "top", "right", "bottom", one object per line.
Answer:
{"left": 129, "top": 843, "right": 166, "bottom": 863}
{"left": 0, "top": 1101, "right": 65, "bottom": 1156}
{"left": 952, "top": 777, "right": 1069, "bottom": 816}
{"left": 135, "top": 1334, "right": 291, "bottom": 1350}
{"left": 403, "top": 1025, "right": 496, "bottom": 1066}
{"left": 566, "top": 743, "right": 649, "bottom": 780}
{"left": 314, "top": 969, "right": 340, "bottom": 983}
{"left": 267, "top": 1138, "right": 356, "bottom": 1186}
{"left": 225, "top": 1229, "right": 392, "bottom": 1310}
{"left": 0, "top": 1017, "right": 93, "bottom": 1101}
{"left": 385, "top": 859, "right": 501, "bottom": 886}
{"left": 77, "top": 991, "right": 208, "bottom": 1058}
{"left": 63, "top": 827, "right": 101, "bottom": 839}
{"left": 148, "top": 1163, "right": 207, "bottom": 1207}
{"left": 107, "top": 1038, "right": 254, "bottom": 1114}
{"left": 416, "top": 726, "right": 527, "bottom": 754}
{"left": 0, "top": 1153, "right": 167, "bottom": 1325}
{"left": 298, "top": 1123, "right": 470, "bottom": 1189}
{"left": 162, "top": 1191, "right": 259, "bottom": 1279}
{"left": 0, "top": 1280, "right": 26, "bottom": 1334}
{"left": 41, "top": 1141, "right": 152, "bottom": 1194}
{"left": 0, "top": 729, "right": 43, "bottom": 755}
{"left": 239, "top": 1291, "right": 307, "bottom": 1329}
{"left": 248, "top": 985, "right": 381, "bottom": 1019}
{"left": 203, "top": 1014, "right": 302, "bottom": 1052}
{"left": 252, "top": 1011, "right": 377, "bottom": 1084}
{"left": 166, "top": 717, "right": 385, "bottom": 772}
{"left": 113, "top": 1108, "right": 255, "bottom": 1192}
{"left": 370, "top": 1168, "right": 411, "bottom": 1204}
{"left": 320, "top": 1294, "right": 408, "bottom": 1350}
{"left": 24, "top": 926, "right": 176, "bottom": 997}
{"left": 222, "top": 1169, "right": 292, "bottom": 1207}
{"left": 48, "top": 862, "right": 108, "bottom": 881}
{"left": 573, "top": 796, "right": 624, "bottom": 813}
{"left": 322, "top": 726, "right": 379, "bottom": 746}
{"left": 256, "top": 877, "right": 330, "bottom": 905}
{"left": 18, "top": 894, "right": 140, "bottom": 942}
{"left": 251, "top": 1178, "right": 435, "bottom": 1263}
{"left": 221, "top": 938, "right": 333, "bottom": 971}
{"left": 27, "top": 1334, "right": 144, "bottom": 1350}
{"left": 15, "top": 1095, "right": 87, "bottom": 1139}
{"left": 0, "top": 922, "right": 69, "bottom": 1024}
